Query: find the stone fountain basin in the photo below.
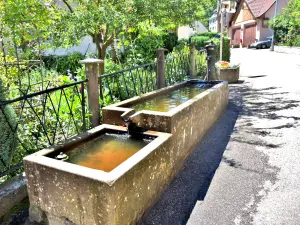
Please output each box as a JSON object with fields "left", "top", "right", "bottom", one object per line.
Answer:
{"left": 103, "top": 79, "right": 229, "bottom": 153}
{"left": 24, "top": 124, "right": 173, "bottom": 225}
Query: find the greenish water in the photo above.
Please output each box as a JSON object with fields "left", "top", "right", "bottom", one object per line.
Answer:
{"left": 130, "top": 83, "right": 212, "bottom": 112}
{"left": 60, "top": 133, "right": 152, "bottom": 172}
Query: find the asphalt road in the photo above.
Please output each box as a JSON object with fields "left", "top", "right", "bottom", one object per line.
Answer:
{"left": 141, "top": 49, "right": 300, "bottom": 225}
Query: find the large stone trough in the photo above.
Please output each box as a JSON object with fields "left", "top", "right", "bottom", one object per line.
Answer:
{"left": 103, "top": 80, "right": 229, "bottom": 157}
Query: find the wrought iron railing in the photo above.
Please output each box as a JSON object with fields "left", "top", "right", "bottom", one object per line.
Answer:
{"left": 195, "top": 49, "right": 207, "bottom": 79}
{"left": 165, "top": 54, "right": 190, "bottom": 86}
{"left": 0, "top": 52, "right": 208, "bottom": 180}
{"left": 99, "top": 62, "right": 157, "bottom": 106}
{"left": 0, "top": 80, "right": 88, "bottom": 179}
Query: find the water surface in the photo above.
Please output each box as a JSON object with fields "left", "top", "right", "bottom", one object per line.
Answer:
{"left": 63, "top": 133, "right": 152, "bottom": 172}
{"left": 130, "top": 83, "right": 212, "bottom": 112}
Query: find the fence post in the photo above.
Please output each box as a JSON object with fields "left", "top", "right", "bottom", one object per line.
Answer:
{"left": 189, "top": 43, "right": 196, "bottom": 78}
{"left": 80, "top": 59, "right": 102, "bottom": 128}
{"left": 205, "top": 41, "right": 218, "bottom": 80}
{"left": 156, "top": 48, "right": 167, "bottom": 89}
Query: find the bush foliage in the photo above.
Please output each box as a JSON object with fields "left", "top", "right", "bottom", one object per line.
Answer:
{"left": 191, "top": 32, "right": 231, "bottom": 62}
{"left": 0, "top": 80, "right": 17, "bottom": 172}
{"left": 213, "top": 37, "right": 231, "bottom": 62}
{"left": 42, "top": 52, "right": 85, "bottom": 75}
{"left": 269, "top": 0, "right": 300, "bottom": 47}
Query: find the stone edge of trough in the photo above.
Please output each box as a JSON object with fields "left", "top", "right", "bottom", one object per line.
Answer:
{"left": 0, "top": 174, "right": 28, "bottom": 218}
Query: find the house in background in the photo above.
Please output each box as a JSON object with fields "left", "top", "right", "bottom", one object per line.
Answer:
{"left": 177, "top": 21, "right": 208, "bottom": 39}
{"left": 229, "top": 0, "right": 289, "bottom": 47}
{"left": 209, "top": 10, "right": 219, "bottom": 32}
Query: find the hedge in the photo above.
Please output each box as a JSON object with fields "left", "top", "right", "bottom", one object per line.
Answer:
{"left": 212, "top": 37, "right": 231, "bottom": 62}
{"left": 191, "top": 36, "right": 211, "bottom": 49}
{"left": 191, "top": 32, "right": 231, "bottom": 62}
{"left": 42, "top": 52, "right": 85, "bottom": 75}
{"left": 163, "top": 32, "right": 179, "bottom": 52}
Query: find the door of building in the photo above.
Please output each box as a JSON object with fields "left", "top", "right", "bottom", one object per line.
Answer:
{"left": 244, "top": 24, "right": 256, "bottom": 47}
{"left": 232, "top": 28, "right": 241, "bottom": 45}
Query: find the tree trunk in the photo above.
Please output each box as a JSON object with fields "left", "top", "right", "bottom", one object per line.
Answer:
{"left": 94, "top": 34, "right": 105, "bottom": 75}
{"left": 111, "top": 38, "right": 117, "bottom": 63}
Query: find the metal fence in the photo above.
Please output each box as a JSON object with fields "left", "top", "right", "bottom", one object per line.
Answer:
{"left": 0, "top": 80, "right": 88, "bottom": 179}
{"left": 99, "top": 62, "right": 157, "bottom": 106}
{"left": 0, "top": 51, "right": 208, "bottom": 180}
{"left": 195, "top": 49, "right": 208, "bottom": 79}
{"left": 165, "top": 54, "right": 190, "bottom": 86}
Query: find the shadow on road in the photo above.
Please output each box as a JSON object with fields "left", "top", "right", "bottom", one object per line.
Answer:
{"left": 139, "top": 101, "right": 240, "bottom": 225}
{"left": 140, "top": 82, "right": 300, "bottom": 225}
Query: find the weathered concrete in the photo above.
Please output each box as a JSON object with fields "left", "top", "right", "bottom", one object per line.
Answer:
{"left": 103, "top": 80, "right": 228, "bottom": 133}
{"left": 0, "top": 174, "right": 27, "bottom": 217}
{"left": 103, "top": 80, "right": 229, "bottom": 191}
{"left": 24, "top": 124, "right": 173, "bottom": 225}
{"left": 216, "top": 67, "right": 240, "bottom": 83}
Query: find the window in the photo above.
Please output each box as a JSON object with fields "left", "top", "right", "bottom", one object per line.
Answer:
{"left": 262, "top": 19, "right": 269, "bottom": 28}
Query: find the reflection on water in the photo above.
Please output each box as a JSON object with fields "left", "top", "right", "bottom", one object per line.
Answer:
{"left": 66, "top": 133, "right": 152, "bottom": 172}
{"left": 131, "top": 83, "right": 212, "bottom": 112}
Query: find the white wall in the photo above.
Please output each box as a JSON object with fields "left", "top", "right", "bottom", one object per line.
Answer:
{"left": 44, "top": 36, "right": 97, "bottom": 56}
{"left": 178, "top": 21, "right": 208, "bottom": 39}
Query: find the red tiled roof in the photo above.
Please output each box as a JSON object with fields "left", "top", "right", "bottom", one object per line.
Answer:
{"left": 245, "top": 0, "right": 275, "bottom": 17}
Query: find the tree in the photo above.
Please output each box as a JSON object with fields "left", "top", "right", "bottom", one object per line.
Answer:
{"left": 1, "top": 0, "right": 55, "bottom": 57}
{"left": 269, "top": 0, "right": 300, "bottom": 46}
{"left": 51, "top": 0, "right": 136, "bottom": 73}
{"left": 2, "top": 0, "right": 217, "bottom": 73}
{"left": 52, "top": 0, "right": 216, "bottom": 72}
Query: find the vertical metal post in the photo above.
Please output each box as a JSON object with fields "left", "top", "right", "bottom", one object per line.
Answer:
{"left": 270, "top": 0, "right": 279, "bottom": 51}
{"left": 80, "top": 59, "right": 102, "bottom": 128}
{"left": 189, "top": 43, "right": 196, "bottom": 78}
{"left": 206, "top": 41, "right": 218, "bottom": 80}
{"left": 98, "top": 61, "right": 104, "bottom": 100}
{"left": 156, "top": 48, "right": 167, "bottom": 89}
{"left": 80, "top": 82, "right": 86, "bottom": 131}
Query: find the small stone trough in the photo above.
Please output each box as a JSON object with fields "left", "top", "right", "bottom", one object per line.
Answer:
{"left": 24, "top": 124, "right": 172, "bottom": 225}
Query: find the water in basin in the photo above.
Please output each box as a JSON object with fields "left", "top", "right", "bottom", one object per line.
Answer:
{"left": 54, "top": 133, "right": 152, "bottom": 172}
{"left": 131, "top": 83, "right": 212, "bottom": 112}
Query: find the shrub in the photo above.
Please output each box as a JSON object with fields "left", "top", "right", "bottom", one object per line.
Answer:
{"left": 269, "top": 0, "right": 300, "bottom": 47}
{"left": 0, "top": 79, "right": 17, "bottom": 174}
{"left": 191, "top": 36, "right": 211, "bottom": 49}
{"left": 163, "top": 32, "right": 179, "bottom": 52}
{"left": 194, "top": 31, "right": 220, "bottom": 39}
{"left": 119, "top": 22, "right": 166, "bottom": 65}
{"left": 42, "top": 52, "right": 84, "bottom": 75}
{"left": 173, "top": 38, "right": 190, "bottom": 52}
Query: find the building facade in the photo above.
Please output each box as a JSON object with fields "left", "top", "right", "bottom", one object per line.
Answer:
{"left": 209, "top": 11, "right": 218, "bottom": 32}
{"left": 229, "top": 0, "right": 289, "bottom": 47}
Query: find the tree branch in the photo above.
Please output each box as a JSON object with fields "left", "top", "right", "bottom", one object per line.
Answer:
{"left": 62, "top": 0, "right": 74, "bottom": 13}
{"left": 103, "top": 35, "right": 114, "bottom": 49}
